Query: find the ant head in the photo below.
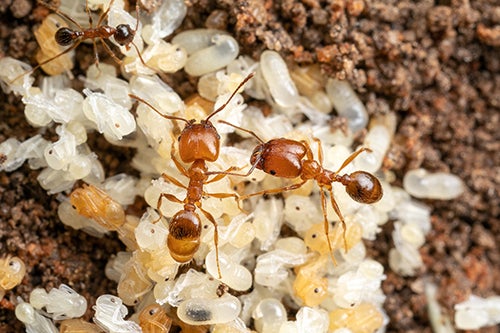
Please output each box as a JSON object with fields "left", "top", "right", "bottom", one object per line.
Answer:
{"left": 178, "top": 122, "right": 220, "bottom": 163}
{"left": 114, "top": 24, "right": 134, "bottom": 46}
{"left": 55, "top": 27, "right": 74, "bottom": 46}
{"left": 344, "top": 171, "right": 383, "bottom": 204}
{"left": 251, "top": 139, "right": 306, "bottom": 178}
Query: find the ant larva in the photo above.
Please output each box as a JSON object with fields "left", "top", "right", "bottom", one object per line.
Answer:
{"left": 216, "top": 121, "right": 383, "bottom": 260}
{"left": 129, "top": 73, "right": 254, "bottom": 278}
{"left": 11, "top": 0, "right": 146, "bottom": 82}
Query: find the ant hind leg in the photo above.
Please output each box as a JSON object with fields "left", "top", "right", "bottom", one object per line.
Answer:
{"left": 197, "top": 206, "right": 222, "bottom": 279}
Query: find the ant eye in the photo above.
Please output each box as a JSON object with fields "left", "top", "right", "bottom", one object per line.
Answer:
{"left": 114, "top": 24, "right": 134, "bottom": 46}
{"left": 55, "top": 27, "right": 74, "bottom": 46}
{"left": 270, "top": 170, "right": 276, "bottom": 175}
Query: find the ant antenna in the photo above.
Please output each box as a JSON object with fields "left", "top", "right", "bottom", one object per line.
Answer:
{"left": 217, "top": 120, "right": 265, "bottom": 144}
{"left": 205, "top": 72, "right": 254, "bottom": 122}
{"left": 129, "top": 94, "right": 190, "bottom": 125}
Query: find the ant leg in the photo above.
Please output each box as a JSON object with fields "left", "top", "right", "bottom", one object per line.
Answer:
{"left": 37, "top": 0, "right": 84, "bottom": 30}
{"left": 326, "top": 186, "right": 348, "bottom": 253}
{"left": 100, "top": 39, "right": 123, "bottom": 65}
{"left": 311, "top": 137, "right": 324, "bottom": 163}
{"left": 300, "top": 140, "right": 316, "bottom": 161}
{"left": 196, "top": 205, "right": 221, "bottom": 279}
{"left": 155, "top": 192, "right": 183, "bottom": 222}
{"left": 319, "top": 189, "right": 337, "bottom": 265}
{"left": 203, "top": 191, "right": 246, "bottom": 214}
{"left": 170, "top": 144, "right": 189, "bottom": 178}
{"left": 218, "top": 120, "right": 265, "bottom": 144}
{"left": 205, "top": 166, "right": 244, "bottom": 183}
{"left": 239, "top": 179, "right": 308, "bottom": 201}
{"left": 9, "top": 41, "right": 82, "bottom": 84}
{"left": 335, "top": 147, "right": 373, "bottom": 174}
{"left": 129, "top": 94, "right": 190, "bottom": 125}
{"left": 97, "top": 0, "right": 115, "bottom": 27}
{"left": 161, "top": 173, "right": 187, "bottom": 190}
{"left": 206, "top": 73, "right": 255, "bottom": 122}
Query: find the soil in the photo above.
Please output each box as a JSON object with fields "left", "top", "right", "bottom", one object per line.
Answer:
{"left": 0, "top": 0, "right": 499, "bottom": 332}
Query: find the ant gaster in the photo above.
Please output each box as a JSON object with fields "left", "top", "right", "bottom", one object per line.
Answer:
{"left": 130, "top": 73, "right": 254, "bottom": 278}
{"left": 217, "top": 121, "right": 383, "bottom": 262}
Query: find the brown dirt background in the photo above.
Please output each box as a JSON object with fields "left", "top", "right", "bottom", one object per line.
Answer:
{"left": 0, "top": 0, "right": 499, "bottom": 332}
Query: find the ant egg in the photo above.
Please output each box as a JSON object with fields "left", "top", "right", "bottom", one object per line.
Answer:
{"left": 184, "top": 34, "right": 240, "bottom": 76}
{"left": 139, "top": 303, "right": 172, "bottom": 333}
{"left": 329, "top": 302, "right": 385, "bottom": 333}
{"left": 325, "top": 79, "right": 369, "bottom": 134}
{"left": 141, "top": 0, "right": 187, "bottom": 43}
{"left": 403, "top": 168, "right": 465, "bottom": 200}
{"left": 29, "top": 284, "right": 87, "bottom": 320}
{"left": 205, "top": 250, "right": 252, "bottom": 291}
{"left": 177, "top": 293, "right": 241, "bottom": 325}
{"left": 15, "top": 301, "right": 58, "bottom": 333}
{"left": 252, "top": 298, "right": 287, "bottom": 333}
{"left": 260, "top": 50, "right": 299, "bottom": 108}
{"left": 0, "top": 256, "right": 26, "bottom": 295}
{"left": 59, "top": 318, "right": 102, "bottom": 332}
{"left": 34, "top": 14, "right": 74, "bottom": 76}
{"left": 93, "top": 294, "right": 142, "bottom": 332}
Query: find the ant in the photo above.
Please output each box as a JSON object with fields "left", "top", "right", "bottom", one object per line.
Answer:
{"left": 216, "top": 120, "right": 383, "bottom": 261}
{"left": 129, "top": 73, "right": 254, "bottom": 278}
{"left": 11, "top": 0, "right": 145, "bottom": 82}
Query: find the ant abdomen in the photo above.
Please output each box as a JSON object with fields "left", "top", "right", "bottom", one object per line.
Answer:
{"left": 55, "top": 27, "right": 75, "bottom": 46}
{"left": 167, "top": 210, "right": 202, "bottom": 262}
{"left": 342, "top": 171, "right": 383, "bottom": 204}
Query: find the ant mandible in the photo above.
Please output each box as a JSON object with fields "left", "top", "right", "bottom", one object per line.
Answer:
{"left": 130, "top": 73, "right": 254, "bottom": 278}
{"left": 217, "top": 120, "right": 383, "bottom": 261}
{"left": 12, "top": 0, "right": 145, "bottom": 81}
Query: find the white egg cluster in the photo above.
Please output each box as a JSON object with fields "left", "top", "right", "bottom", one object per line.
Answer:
{"left": 0, "top": 0, "right": 473, "bottom": 332}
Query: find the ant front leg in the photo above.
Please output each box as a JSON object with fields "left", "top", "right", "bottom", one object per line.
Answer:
{"left": 196, "top": 205, "right": 222, "bottom": 279}
{"left": 203, "top": 190, "right": 245, "bottom": 214}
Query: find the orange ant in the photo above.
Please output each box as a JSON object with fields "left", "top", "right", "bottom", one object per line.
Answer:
{"left": 12, "top": 0, "right": 145, "bottom": 82}
{"left": 129, "top": 73, "right": 254, "bottom": 278}
{"left": 216, "top": 121, "right": 383, "bottom": 261}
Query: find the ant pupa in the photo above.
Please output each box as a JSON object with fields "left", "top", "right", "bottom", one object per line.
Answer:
{"left": 216, "top": 121, "right": 383, "bottom": 261}
{"left": 130, "top": 73, "right": 254, "bottom": 278}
